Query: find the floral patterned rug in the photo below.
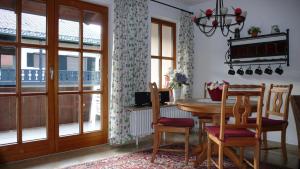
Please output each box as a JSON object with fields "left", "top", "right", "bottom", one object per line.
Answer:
{"left": 61, "top": 145, "right": 289, "bottom": 169}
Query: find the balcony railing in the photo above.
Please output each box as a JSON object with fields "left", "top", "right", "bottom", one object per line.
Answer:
{"left": 0, "top": 68, "right": 100, "bottom": 86}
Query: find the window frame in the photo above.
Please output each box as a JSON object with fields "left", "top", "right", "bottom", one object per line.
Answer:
{"left": 151, "top": 18, "right": 176, "bottom": 89}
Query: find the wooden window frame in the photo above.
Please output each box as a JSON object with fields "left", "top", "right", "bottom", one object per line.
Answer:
{"left": 151, "top": 18, "right": 176, "bottom": 89}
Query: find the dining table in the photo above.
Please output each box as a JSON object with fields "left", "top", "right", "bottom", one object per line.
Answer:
{"left": 176, "top": 98, "right": 258, "bottom": 167}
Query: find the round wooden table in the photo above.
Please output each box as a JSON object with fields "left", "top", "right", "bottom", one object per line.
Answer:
{"left": 177, "top": 98, "right": 257, "bottom": 116}
{"left": 176, "top": 98, "right": 257, "bottom": 167}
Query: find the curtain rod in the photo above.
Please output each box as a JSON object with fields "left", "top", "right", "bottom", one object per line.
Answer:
{"left": 150, "top": 0, "right": 194, "bottom": 15}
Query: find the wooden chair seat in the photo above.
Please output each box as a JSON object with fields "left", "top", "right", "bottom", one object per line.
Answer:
{"left": 248, "top": 117, "right": 288, "bottom": 127}
{"left": 158, "top": 117, "right": 194, "bottom": 128}
{"left": 206, "top": 126, "right": 255, "bottom": 141}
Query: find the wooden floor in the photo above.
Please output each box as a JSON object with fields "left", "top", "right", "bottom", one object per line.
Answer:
{"left": 0, "top": 132, "right": 298, "bottom": 169}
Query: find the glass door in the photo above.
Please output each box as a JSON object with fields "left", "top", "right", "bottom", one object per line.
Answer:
{"left": 55, "top": 0, "right": 108, "bottom": 151}
{"left": 0, "top": 0, "right": 54, "bottom": 161}
{"left": 0, "top": 0, "right": 108, "bottom": 162}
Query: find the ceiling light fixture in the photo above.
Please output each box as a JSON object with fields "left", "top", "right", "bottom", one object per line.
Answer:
{"left": 192, "top": 0, "right": 247, "bottom": 37}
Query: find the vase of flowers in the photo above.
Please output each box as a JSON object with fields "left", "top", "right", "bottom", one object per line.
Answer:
{"left": 207, "top": 80, "right": 229, "bottom": 101}
{"left": 168, "top": 69, "right": 188, "bottom": 101}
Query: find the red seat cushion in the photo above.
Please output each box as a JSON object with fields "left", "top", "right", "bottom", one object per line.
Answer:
{"left": 158, "top": 117, "right": 194, "bottom": 128}
{"left": 248, "top": 117, "right": 288, "bottom": 127}
{"left": 205, "top": 126, "right": 255, "bottom": 141}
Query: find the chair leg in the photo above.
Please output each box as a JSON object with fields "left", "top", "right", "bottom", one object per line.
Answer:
{"left": 158, "top": 131, "right": 162, "bottom": 146}
{"left": 219, "top": 143, "right": 224, "bottom": 169}
{"left": 184, "top": 129, "right": 190, "bottom": 165}
{"left": 262, "top": 132, "right": 268, "bottom": 150}
{"left": 207, "top": 136, "right": 212, "bottom": 169}
{"left": 151, "top": 130, "right": 159, "bottom": 163}
{"left": 281, "top": 128, "right": 288, "bottom": 162}
{"left": 254, "top": 140, "right": 260, "bottom": 169}
{"left": 239, "top": 147, "right": 244, "bottom": 165}
{"left": 198, "top": 119, "right": 203, "bottom": 143}
{"left": 202, "top": 122, "right": 206, "bottom": 136}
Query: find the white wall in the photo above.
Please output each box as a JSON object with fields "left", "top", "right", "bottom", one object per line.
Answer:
{"left": 190, "top": 0, "right": 300, "bottom": 145}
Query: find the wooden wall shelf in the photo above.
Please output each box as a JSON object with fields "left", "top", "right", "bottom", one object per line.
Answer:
{"left": 225, "top": 29, "right": 289, "bottom": 66}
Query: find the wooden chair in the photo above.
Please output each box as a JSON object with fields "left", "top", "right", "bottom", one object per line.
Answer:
{"left": 149, "top": 82, "right": 194, "bottom": 165}
{"left": 195, "top": 82, "right": 228, "bottom": 142}
{"left": 248, "top": 84, "right": 293, "bottom": 162}
{"left": 206, "top": 84, "right": 265, "bottom": 169}
{"left": 291, "top": 95, "right": 300, "bottom": 165}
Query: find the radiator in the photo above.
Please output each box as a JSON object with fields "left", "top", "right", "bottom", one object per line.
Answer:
{"left": 128, "top": 106, "right": 198, "bottom": 145}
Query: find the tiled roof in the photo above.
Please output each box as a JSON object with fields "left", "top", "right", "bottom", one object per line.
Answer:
{"left": 0, "top": 9, "right": 101, "bottom": 45}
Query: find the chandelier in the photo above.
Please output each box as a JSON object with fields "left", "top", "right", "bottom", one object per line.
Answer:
{"left": 192, "top": 0, "right": 247, "bottom": 37}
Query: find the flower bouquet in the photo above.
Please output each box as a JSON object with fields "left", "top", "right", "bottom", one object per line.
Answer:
{"left": 206, "top": 80, "right": 229, "bottom": 101}
{"left": 169, "top": 69, "right": 188, "bottom": 89}
{"left": 167, "top": 69, "right": 188, "bottom": 101}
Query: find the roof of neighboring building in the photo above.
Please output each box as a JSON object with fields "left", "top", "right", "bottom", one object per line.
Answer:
{"left": 0, "top": 9, "right": 101, "bottom": 45}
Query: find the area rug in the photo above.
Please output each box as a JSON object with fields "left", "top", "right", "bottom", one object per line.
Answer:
{"left": 62, "top": 145, "right": 290, "bottom": 169}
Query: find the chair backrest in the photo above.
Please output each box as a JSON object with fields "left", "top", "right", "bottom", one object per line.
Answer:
{"left": 149, "top": 82, "right": 160, "bottom": 124}
{"left": 265, "top": 84, "right": 293, "bottom": 121}
{"left": 219, "top": 84, "right": 265, "bottom": 140}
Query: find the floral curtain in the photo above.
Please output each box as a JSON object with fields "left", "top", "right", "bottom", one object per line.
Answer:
{"left": 177, "top": 12, "right": 195, "bottom": 99}
{"left": 109, "top": 0, "right": 150, "bottom": 145}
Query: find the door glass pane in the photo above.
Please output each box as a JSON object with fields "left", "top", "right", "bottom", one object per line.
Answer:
{"left": 83, "top": 94, "right": 101, "bottom": 133}
{"left": 0, "top": 96, "right": 17, "bottom": 145}
{"left": 21, "top": 48, "right": 46, "bottom": 92}
{"left": 83, "top": 10, "right": 102, "bottom": 50}
{"left": 83, "top": 53, "right": 101, "bottom": 91}
{"left": 0, "top": 46, "right": 16, "bottom": 93}
{"left": 22, "top": 95, "right": 47, "bottom": 142}
{"left": 59, "top": 5, "right": 80, "bottom": 48}
{"left": 0, "top": 0, "right": 16, "bottom": 42}
{"left": 151, "top": 58, "right": 160, "bottom": 85}
{"left": 21, "top": 0, "right": 46, "bottom": 45}
{"left": 58, "top": 51, "right": 79, "bottom": 91}
{"left": 151, "top": 23, "right": 159, "bottom": 56}
{"left": 59, "top": 94, "right": 80, "bottom": 136}
{"left": 162, "top": 60, "right": 173, "bottom": 88}
{"left": 162, "top": 25, "right": 173, "bottom": 58}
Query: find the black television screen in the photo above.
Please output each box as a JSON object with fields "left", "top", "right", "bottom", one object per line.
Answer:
{"left": 160, "top": 91, "right": 170, "bottom": 104}
{"left": 135, "top": 92, "right": 151, "bottom": 107}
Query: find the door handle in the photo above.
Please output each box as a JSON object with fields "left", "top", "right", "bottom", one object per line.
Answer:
{"left": 50, "top": 66, "right": 54, "bottom": 80}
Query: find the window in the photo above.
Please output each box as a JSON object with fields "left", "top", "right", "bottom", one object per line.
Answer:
{"left": 0, "top": 54, "right": 14, "bottom": 68}
{"left": 27, "top": 53, "right": 34, "bottom": 67}
{"left": 87, "top": 58, "right": 96, "bottom": 71}
{"left": 59, "top": 55, "right": 67, "bottom": 70}
{"left": 26, "top": 52, "right": 45, "bottom": 68}
{"left": 151, "top": 18, "right": 176, "bottom": 89}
